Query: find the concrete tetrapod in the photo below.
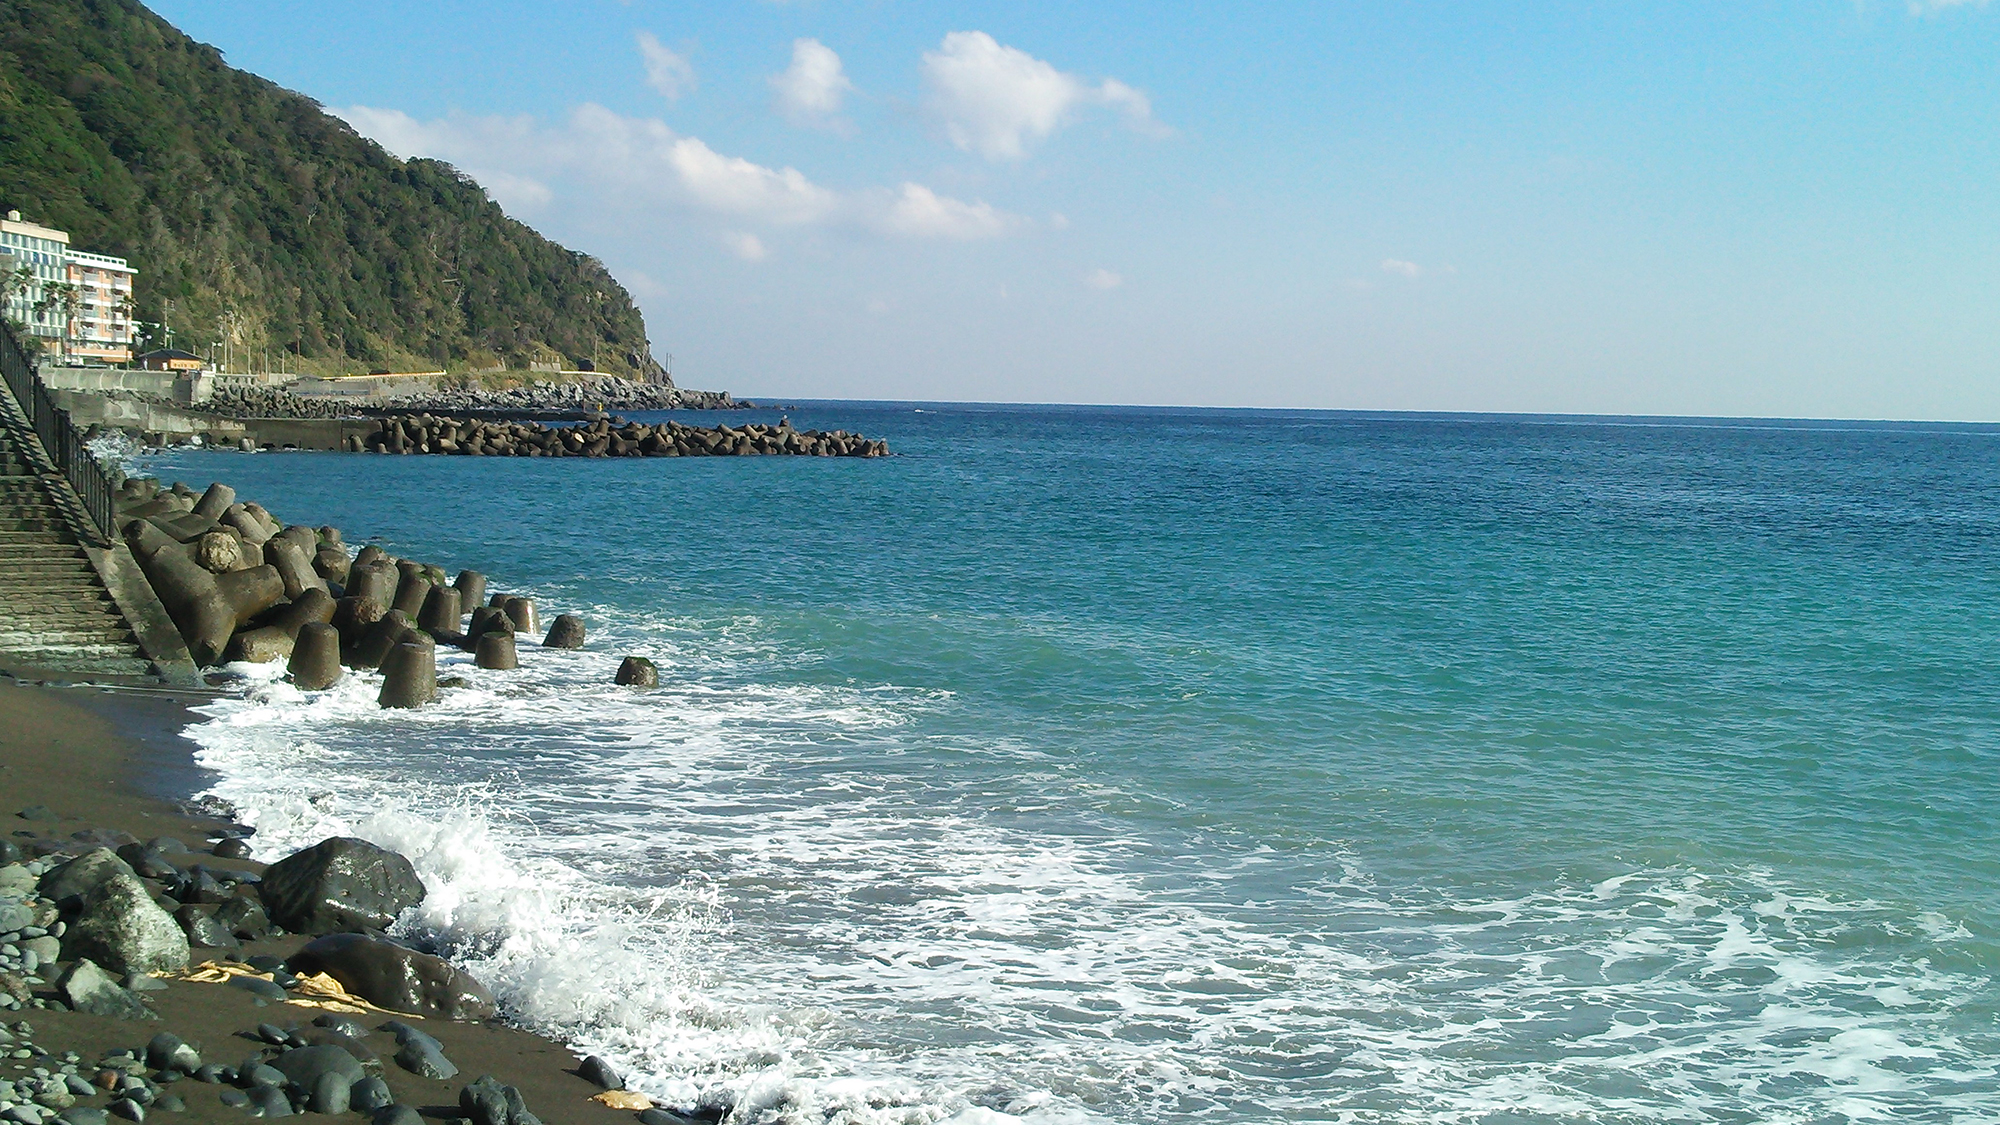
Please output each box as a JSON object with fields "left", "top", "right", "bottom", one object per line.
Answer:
{"left": 502, "top": 596, "right": 538, "bottom": 634}
{"left": 265, "top": 537, "right": 329, "bottom": 600}
{"left": 345, "top": 562, "right": 396, "bottom": 607}
{"left": 351, "top": 611, "right": 418, "bottom": 670}
{"left": 191, "top": 482, "right": 235, "bottom": 521}
{"left": 473, "top": 631, "right": 517, "bottom": 670}
{"left": 289, "top": 623, "right": 343, "bottom": 690}
{"left": 465, "top": 606, "right": 511, "bottom": 645}
{"left": 615, "top": 657, "right": 658, "bottom": 686}
{"left": 313, "top": 546, "right": 351, "bottom": 586}
{"left": 223, "top": 586, "right": 339, "bottom": 663}
{"left": 452, "top": 571, "right": 485, "bottom": 625}
{"left": 417, "top": 586, "right": 463, "bottom": 636}
{"left": 391, "top": 573, "right": 432, "bottom": 618}
{"left": 332, "top": 596, "right": 388, "bottom": 655}
{"left": 543, "top": 614, "right": 585, "bottom": 649}
{"left": 379, "top": 641, "right": 437, "bottom": 708}
{"left": 214, "top": 565, "right": 286, "bottom": 627}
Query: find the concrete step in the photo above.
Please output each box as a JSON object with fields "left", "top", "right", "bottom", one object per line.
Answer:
{"left": 0, "top": 596, "right": 123, "bottom": 615}
{"left": 0, "top": 608, "right": 120, "bottom": 624}
{"left": 0, "top": 615, "right": 130, "bottom": 634}
{"left": 0, "top": 560, "right": 100, "bottom": 574}
{"left": 2, "top": 629, "right": 140, "bottom": 644}
{"left": 3, "top": 572, "right": 114, "bottom": 587}
{"left": 3, "top": 569, "right": 113, "bottom": 583}
{"left": 0, "top": 645, "right": 150, "bottom": 666}
{"left": 0, "top": 551, "right": 91, "bottom": 567}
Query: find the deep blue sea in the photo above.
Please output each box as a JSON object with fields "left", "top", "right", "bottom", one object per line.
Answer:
{"left": 141, "top": 404, "right": 2000, "bottom": 1123}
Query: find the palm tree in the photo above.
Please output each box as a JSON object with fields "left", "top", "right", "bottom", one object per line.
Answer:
{"left": 33, "top": 282, "right": 81, "bottom": 359}
{"left": 0, "top": 265, "right": 32, "bottom": 306}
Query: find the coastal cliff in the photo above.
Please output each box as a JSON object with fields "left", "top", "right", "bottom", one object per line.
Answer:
{"left": 0, "top": 0, "right": 667, "bottom": 380}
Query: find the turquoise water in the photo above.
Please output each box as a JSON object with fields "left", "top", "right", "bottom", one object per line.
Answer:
{"left": 149, "top": 406, "right": 2000, "bottom": 1122}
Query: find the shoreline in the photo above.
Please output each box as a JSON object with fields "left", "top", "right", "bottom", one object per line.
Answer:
{"left": 0, "top": 677, "right": 662, "bottom": 1125}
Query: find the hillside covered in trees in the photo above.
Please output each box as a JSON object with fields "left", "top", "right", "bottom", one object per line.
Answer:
{"left": 0, "top": 0, "right": 666, "bottom": 379}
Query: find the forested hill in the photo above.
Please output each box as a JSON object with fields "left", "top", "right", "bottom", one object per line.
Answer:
{"left": 0, "top": 0, "right": 665, "bottom": 379}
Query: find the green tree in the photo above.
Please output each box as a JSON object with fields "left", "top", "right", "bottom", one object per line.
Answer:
{"left": 0, "top": 0, "right": 669, "bottom": 381}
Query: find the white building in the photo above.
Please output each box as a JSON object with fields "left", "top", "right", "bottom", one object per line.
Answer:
{"left": 0, "top": 209, "right": 71, "bottom": 345}
{"left": 0, "top": 209, "right": 138, "bottom": 363}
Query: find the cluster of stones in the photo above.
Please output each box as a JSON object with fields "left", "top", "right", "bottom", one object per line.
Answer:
{"left": 0, "top": 1024, "right": 199, "bottom": 1124}
{"left": 0, "top": 815, "right": 725, "bottom": 1125}
{"left": 193, "top": 377, "right": 735, "bottom": 421}
{"left": 114, "top": 478, "right": 657, "bottom": 706}
{"left": 350, "top": 416, "right": 888, "bottom": 458}
{"left": 0, "top": 818, "right": 504, "bottom": 1120}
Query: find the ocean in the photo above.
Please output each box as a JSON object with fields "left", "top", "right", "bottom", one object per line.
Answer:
{"left": 140, "top": 404, "right": 2000, "bottom": 1123}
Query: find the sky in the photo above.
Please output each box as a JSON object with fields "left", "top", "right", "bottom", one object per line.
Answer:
{"left": 150, "top": 1, "right": 2000, "bottom": 418}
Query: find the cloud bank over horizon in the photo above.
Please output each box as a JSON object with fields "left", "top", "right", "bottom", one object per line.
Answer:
{"left": 149, "top": 0, "right": 2000, "bottom": 418}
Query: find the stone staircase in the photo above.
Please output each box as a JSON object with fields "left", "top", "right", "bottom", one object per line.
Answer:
{"left": 0, "top": 411, "right": 151, "bottom": 676}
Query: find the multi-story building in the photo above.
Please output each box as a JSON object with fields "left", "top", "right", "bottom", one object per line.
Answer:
{"left": 63, "top": 248, "right": 137, "bottom": 363}
{"left": 0, "top": 209, "right": 138, "bottom": 363}
{"left": 0, "top": 209, "right": 71, "bottom": 345}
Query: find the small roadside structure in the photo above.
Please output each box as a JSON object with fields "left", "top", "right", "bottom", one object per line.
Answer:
{"left": 136, "top": 348, "right": 205, "bottom": 372}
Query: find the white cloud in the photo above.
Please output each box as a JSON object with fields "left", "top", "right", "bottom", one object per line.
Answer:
{"left": 1084, "top": 268, "right": 1123, "bottom": 290}
{"left": 1380, "top": 259, "right": 1422, "bottom": 278}
{"left": 667, "top": 135, "right": 837, "bottom": 224}
{"left": 721, "top": 231, "right": 768, "bottom": 261}
{"left": 869, "top": 183, "right": 1019, "bottom": 240}
{"left": 636, "top": 33, "right": 696, "bottom": 101}
{"left": 335, "top": 103, "right": 1027, "bottom": 242}
{"left": 920, "top": 31, "right": 1165, "bottom": 161}
{"left": 771, "top": 38, "right": 854, "bottom": 129}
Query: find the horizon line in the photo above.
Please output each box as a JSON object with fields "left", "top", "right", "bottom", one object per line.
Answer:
{"left": 719, "top": 397, "right": 2000, "bottom": 431}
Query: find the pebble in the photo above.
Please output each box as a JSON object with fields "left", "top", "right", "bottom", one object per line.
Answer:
{"left": 242, "top": 1064, "right": 285, "bottom": 1089}
{"left": 228, "top": 977, "right": 285, "bottom": 1002}
{"left": 244, "top": 1085, "right": 290, "bottom": 1117}
{"left": 348, "top": 1078, "right": 391, "bottom": 1112}
{"left": 307, "top": 1071, "right": 348, "bottom": 1115}
{"left": 578, "top": 1054, "right": 623, "bottom": 1090}
{"left": 393, "top": 1040, "right": 455, "bottom": 1081}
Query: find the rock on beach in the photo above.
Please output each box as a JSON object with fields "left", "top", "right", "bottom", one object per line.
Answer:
{"left": 256, "top": 837, "right": 425, "bottom": 935}
{"left": 288, "top": 933, "right": 496, "bottom": 1020}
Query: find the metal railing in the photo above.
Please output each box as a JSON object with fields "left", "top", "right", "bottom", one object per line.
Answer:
{"left": 0, "top": 322, "right": 116, "bottom": 546}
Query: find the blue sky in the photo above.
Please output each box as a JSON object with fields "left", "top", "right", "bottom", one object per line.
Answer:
{"left": 152, "top": 1, "right": 1999, "bottom": 417}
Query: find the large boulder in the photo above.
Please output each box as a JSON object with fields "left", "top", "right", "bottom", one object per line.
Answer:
{"left": 58, "top": 959, "right": 155, "bottom": 1020}
{"left": 39, "top": 848, "right": 136, "bottom": 909}
{"left": 63, "top": 870, "right": 191, "bottom": 975}
{"left": 258, "top": 838, "right": 425, "bottom": 934}
{"left": 287, "top": 933, "right": 496, "bottom": 1020}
